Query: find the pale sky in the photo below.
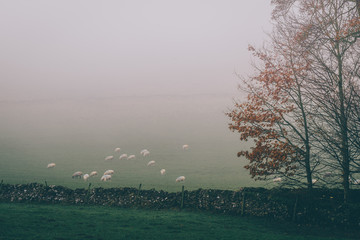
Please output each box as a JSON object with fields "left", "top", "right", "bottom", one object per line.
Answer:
{"left": 0, "top": 0, "right": 272, "bottom": 101}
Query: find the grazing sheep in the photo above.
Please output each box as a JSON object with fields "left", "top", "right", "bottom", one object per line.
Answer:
{"left": 104, "top": 170, "right": 114, "bottom": 175}
{"left": 147, "top": 160, "right": 155, "bottom": 166}
{"left": 176, "top": 176, "right": 185, "bottom": 182}
{"left": 312, "top": 179, "right": 318, "bottom": 184}
{"left": 140, "top": 149, "right": 149, "bottom": 155}
{"left": 119, "top": 154, "right": 128, "bottom": 160}
{"left": 83, "top": 174, "right": 90, "bottom": 181}
{"left": 273, "top": 177, "right": 282, "bottom": 183}
{"left": 114, "top": 147, "right": 121, "bottom": 152}
{"left": 182, "top": 144, "right": 189, "bottom": 150}
{"left": 100, "top": 175, "right": 112, "bottom": 181}
{"left": 160, "top": 169, "right": 166, "bottom": 175}
{"left": 72, "top": 171, "right": 83, "bottom": 179}
{"left": 142, "top": 151, "right": 150, "bottom": 157}
{"left": 105, "top": 156, "right": 114, "bottom": 161}
{"left": 47, "top": 163, "right": 56, "bottom": 168}
{"left": 127, "top": 155, "right": 135, "bottom": 160}
{"left": 89, "top": 171, "right": 98, "bottom": 177}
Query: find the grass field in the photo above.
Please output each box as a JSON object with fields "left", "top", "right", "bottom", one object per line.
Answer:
{"left": 0, "top": 95, "right": 267, "bottom": 192}
{"left": 0, "top": 202, "right": 356, "bottom": 240}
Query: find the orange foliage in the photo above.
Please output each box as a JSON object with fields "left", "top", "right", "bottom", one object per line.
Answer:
{"left": 227, "top": 47, "right": 304, "bottom": 180}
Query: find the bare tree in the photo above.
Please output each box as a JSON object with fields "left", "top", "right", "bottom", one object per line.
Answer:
{"left": 271, "top": 0, "right": 360, "bottom": 202}
{"left": 229, "top": 0, "right": 360, "bottom": 201}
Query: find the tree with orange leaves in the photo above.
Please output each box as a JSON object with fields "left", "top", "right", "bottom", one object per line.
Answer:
{"left": 227, "top": 44, "right": 315, "bottom": 189}
{"left": 229, "top": 0, "right": 360, "bottom": 202}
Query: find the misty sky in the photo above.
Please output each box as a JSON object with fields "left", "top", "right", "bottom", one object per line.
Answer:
{"left": 0, "top": 1, "right": 272, "bottom": 101}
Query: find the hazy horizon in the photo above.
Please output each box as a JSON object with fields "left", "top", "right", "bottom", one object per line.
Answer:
{"left": 0, "top": 94, "right": 264, "bottom": 191}
{"left": 0, "top": 1, "right": 272, "bottom": 101}
{"left": 0, "top": 1, "right": 274, "bottom": 190}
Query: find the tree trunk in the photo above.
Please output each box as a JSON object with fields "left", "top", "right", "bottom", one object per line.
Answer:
{"left": 336, "top": 44, "right": 350, "bottom": 203}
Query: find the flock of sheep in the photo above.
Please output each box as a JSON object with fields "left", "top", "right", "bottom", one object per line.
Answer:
{"left": 46, "top": 145, "right": 360, "bottom": 187}
{"left": 46, "top": 144, "right": 190, "bottom": 184}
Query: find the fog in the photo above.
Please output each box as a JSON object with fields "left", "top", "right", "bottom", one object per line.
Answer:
{"left": 0, "top": 1, "right": 273, "bottom": 190}
{"left": 0, "top": 95, "right": 263, "bottom": 191}
{"left": 0, "top": 0, "right": 271, "bottom": 101}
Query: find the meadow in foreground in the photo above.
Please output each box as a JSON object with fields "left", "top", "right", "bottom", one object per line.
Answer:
{"left": 0, "top": 202, "right": 356, "bottom": 240}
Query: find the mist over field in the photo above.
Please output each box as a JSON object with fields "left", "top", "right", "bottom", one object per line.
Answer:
{"left": 0, "top": 94, "right": 266, "bottom": 191}
{"left": 2, "top": 2, "right": 360, "bottom": 239}
{"left": 0, "top": 0, "right": 273, "bottom": 191}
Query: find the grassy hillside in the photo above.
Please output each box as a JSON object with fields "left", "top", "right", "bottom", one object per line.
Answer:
{"left": 0, "top": 202, "right": 356, "bottom": 240}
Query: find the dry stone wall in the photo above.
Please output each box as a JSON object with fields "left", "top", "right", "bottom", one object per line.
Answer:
{"left": 1, "top": 183, "right": 359, "bottom": 227}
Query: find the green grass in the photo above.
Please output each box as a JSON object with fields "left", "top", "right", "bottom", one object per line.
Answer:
{"left": 0, "top": 202, "right": 356, "bottom": 240}
{"left": 0, "top": 96, "right": 265, "bottom": 192}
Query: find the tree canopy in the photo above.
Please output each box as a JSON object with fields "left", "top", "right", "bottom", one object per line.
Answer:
{"left": 228, "top": 0, "right": 360, "bottom": 202}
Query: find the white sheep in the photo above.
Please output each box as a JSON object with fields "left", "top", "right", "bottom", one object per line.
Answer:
{"left": 83, "top": 174, "right": 90, "bottom": 181}
{"left": 47, "top": 163, "right": 56, "bottom": 168}
{"left": 140, "top": 149, "right": 149, "bottom": 155}
{"left": 147, "top": 160, "right": 155, "bottom": 167}
{"left": 127, "top": 155, "right": 135, "bottom": 160}
{"left": 114, "top": 147, "right": 121, "bottom": 152}
{"left": 105, "top": 156, "right": 114, "bottom": 161}
{"left": 142, "top": 151, "right": 150, "bottom": 157}
{"left": 182, "top": 144, "right": 189, "bottom": 150}
{"left": 101, "top": 175, "right": 112, "bottom": 181}
{"left": 160, "top": 169, "right": 166, "bottom": 175}
{"left": 104, "top": 170, "right": 114, "bottom": 175}
{"left": 119, "top": 154, "right": 128, "bottom": 160}
{"left": 273, "top": 177, "right": 282, "bottom": 183}
{"left": 176, "top": 176, "right": 185, "bottom": 182}
{"left": 72, "top": 171, "right": 83, "bottom": 179}
{"left": 312, "top": 179, "right": 318, "bottom": 184}
{"left": 89, "top": 171, "right": 98, "bottom": 177}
